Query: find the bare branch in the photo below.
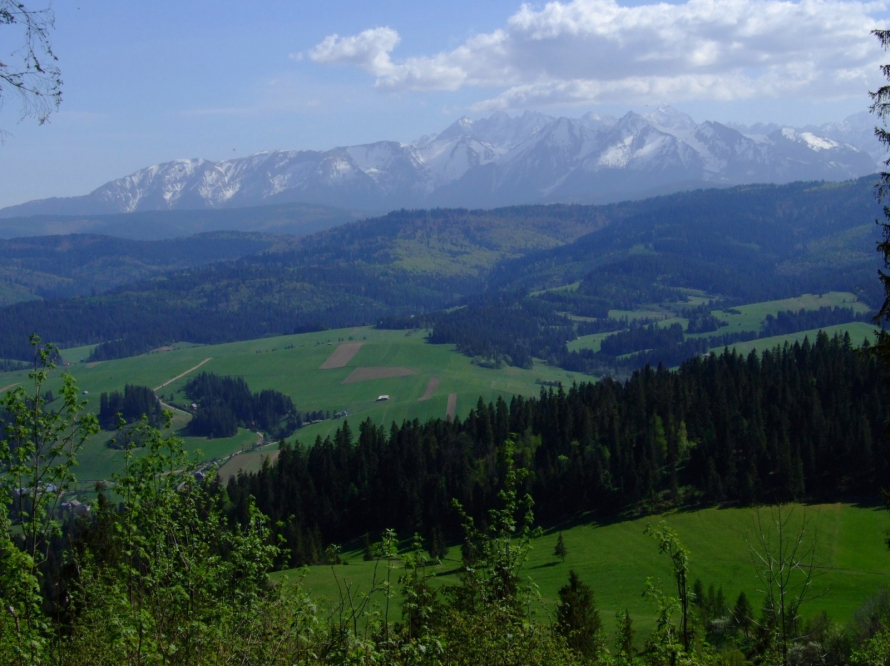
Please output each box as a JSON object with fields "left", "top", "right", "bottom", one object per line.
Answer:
{"left": 0, "top": 1, "right": 62, "bottom": 129}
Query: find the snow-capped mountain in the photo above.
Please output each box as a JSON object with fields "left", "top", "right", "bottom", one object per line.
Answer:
{"left": 0, "top": 106, "right": 879, "bottom": 218}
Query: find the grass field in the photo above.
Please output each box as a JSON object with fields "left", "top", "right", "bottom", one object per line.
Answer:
{"left": 1, "top": 292, "right": 876, "bottom": 482}
{"left": 0, "top": 327, "right": 589, "bottom": 481}
{"left": 279, "top": 503, "right": 890, "bottom": 642}
{"left": 709, "top": 322, "right": 878, "bottom": 356}
{"left": 569, "top": 292, "right": 875, "bottom": 355}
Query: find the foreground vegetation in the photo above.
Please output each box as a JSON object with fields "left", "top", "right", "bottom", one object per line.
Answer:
{"left": 4, "top": 335, "right": 890, "bottom": 665}
{"left": 291, "top": 502, "right": 890, "bottom": 641}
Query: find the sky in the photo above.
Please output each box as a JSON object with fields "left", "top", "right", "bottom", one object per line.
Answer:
{"left": 1, "top": 0, "right": 890, "bottom": 209}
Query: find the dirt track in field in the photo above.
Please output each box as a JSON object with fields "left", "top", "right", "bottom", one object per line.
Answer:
{"left": 320, "top": 342, "right": 364, "bottom": 369}
{"left": 446, "top": 393, "right": 457, "bottom": 421}
{"left": 154, "top": 358, "right": 212, "bottom": 390}
{"left": 0, "top": 383, "right": 19, "bottom": 393}
{"left": 418, "top": 376, "right": 440, "bottom": 401}
{"left": 342, "top": 366, "right": 418, "bottom": 384}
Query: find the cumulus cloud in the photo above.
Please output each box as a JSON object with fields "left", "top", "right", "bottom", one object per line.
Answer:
{"left": 309, "top": 0, "right": 889, "bottom": 108}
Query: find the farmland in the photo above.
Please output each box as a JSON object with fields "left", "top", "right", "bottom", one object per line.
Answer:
{"left": 568, "top": 291, "right": 876, "bottom": 356}
{"left": 0, "top": 290, "right": 879, "bottom": 484}
{"left": 0, "top": 326, "right": 589, "bottom": 482}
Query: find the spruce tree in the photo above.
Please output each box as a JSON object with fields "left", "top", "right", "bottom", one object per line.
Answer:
{"left": 554, "top": 532, "right": 568, "bottom": 563}
{"left": 732, "top": 591, "right": 753, "bottom": 639}
{"left": 362, "top": 533, "right": 373, "bottom": 561}
{"left": 555, "top": 569, "right": 603, "bottom": 660}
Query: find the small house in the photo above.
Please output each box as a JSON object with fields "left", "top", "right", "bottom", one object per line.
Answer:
{"left": 376, "top": 395, "right": 390, "bottom": 402}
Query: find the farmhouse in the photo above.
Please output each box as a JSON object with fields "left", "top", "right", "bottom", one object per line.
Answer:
{"left": 376, "top": 395, "right": 390, "bottom": 402}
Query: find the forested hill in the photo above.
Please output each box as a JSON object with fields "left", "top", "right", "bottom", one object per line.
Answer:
{"left": 0, "top": 232, "right": 288, "bottom": 305}
{"left": 227, "top": 332, "right": 888, "bottom": 566}
{"left": 0, "top": 200, "right": 365, "bottom": 240}
{"left": 0, "top": 177, "right": 881, "bottom": 361}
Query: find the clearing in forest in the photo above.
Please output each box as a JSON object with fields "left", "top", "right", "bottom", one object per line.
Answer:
{"left": 446, "top": 393, "right": 457, "bottom": 421}
{"left": 342, "top": 366, "right": 418, "bottom": 384}
{"left": 320, "top": 342, "right": 364, "bottom": 369}
{"left": 418, "top": 376, "right": 439, "bottom": 401}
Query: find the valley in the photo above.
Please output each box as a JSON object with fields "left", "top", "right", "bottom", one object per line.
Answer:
{"left": 6, "top": 3, "right": 890, "bottom": 662}
{"left": 2, "top": 286, "right": 873, "bottom": 490}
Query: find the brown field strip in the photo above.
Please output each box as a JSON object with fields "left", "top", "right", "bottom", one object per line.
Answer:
{"left": 418, "top": 376, "right": 440, "bottom": 401}
{"left": 342, "top": 366, "right": 418, "bottom": 384}
{"left": 0, "top": 383, "right": 19, "bottom": 393}
{"left": 320, "top": 342, "right": 364, "bottom": 369}
{"left": 446, "top": 393, "right": 457, "bottom": 421}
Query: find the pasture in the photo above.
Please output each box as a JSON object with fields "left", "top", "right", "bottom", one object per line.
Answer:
{"left": 281, "top": 503, "right": 890, "bottom": 643}
{"left": 0, "top": 326, "right": 588, "bottom": 481}
{"left": 569, "top": 291, "right": 876, "bottom": 354}
{"left": 0, "top": 291, "right": 878, "bottom": 482}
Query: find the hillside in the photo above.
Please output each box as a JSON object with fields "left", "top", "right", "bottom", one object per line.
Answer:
{"left": 0, "top": 231, "right": 292, "bottom": 306}
{"left": 0, "top": 201, "right": 366, "bottom": 240}
{"left": 0, "top": 177, "right": 880, "bottom": 365}
{"left": 290, "top": 503, "right": 890, "bottom": 640}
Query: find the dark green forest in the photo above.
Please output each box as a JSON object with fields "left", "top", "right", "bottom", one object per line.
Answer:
{"left": 3, "top": 330, "right": 890, "bottom": 665}
{"left": 184, "top": 372, "right": 301, "bottom": 439}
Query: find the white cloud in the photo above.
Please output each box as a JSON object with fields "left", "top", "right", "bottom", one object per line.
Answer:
{"left": 309, "top": 27, "right": 401, "bottom": 74}
{"left": 309, "top": 0, "right": 890, "bottom": 108}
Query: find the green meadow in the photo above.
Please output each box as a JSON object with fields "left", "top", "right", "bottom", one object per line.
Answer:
{"left": 281, "top": 503, "right": 890, "bottom": 642}
{"left": 569, "top": 291, "right": 876, "bottom": 355}
{"left": 0, "top": 326, "right": 588, "bottom": 482}
{"left": 0, "top": 292, "right": 877, "bottom": 483}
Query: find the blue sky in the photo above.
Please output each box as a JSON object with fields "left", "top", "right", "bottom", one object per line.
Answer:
{"left": 1, "top": 0, "right": 889, "bottom": 209}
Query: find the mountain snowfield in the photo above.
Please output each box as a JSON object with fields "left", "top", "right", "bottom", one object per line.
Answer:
{"left": 0, "top": 106, "right": 880, "bottom": 218}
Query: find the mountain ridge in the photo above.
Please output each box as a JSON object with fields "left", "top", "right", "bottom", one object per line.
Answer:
{"left": 1, "top": 107, "right": 879, "bottom": 218}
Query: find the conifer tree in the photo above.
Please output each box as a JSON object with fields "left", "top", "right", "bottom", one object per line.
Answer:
{"left": 554, "top": 532, "right": 568, "bottom": 563}
{"left": 733, "top": 591, "right": 753, "bottom": 639}
{"left": 555, "top": 570, "right": 603, "bottom": 660}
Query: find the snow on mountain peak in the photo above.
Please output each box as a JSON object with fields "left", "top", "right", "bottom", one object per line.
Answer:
{"left": 645, "top": 105, "right": 697, "bottom": 131}
{"left": 780, "top": 127, "right": 839, "bottom": 151}
{"left": 0, "top": 108, "right": 879, "bottom": 219}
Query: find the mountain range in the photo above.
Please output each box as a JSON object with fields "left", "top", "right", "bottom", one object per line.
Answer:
{"left": 0, "top": 107, "right": 880, "bottom": 218}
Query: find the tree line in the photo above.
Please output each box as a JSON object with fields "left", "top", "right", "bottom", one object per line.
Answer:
{"left": 185, "top": 372, "right": 299, "bottom": 439}
{"left": 226, "top": 331, "right": 888, "bottom": 568}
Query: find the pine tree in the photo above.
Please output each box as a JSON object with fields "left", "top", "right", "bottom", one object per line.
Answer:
{"left": 554, "top": 532, "right": 568, "bottom": 563}
{"left": 427, "top": 525, "right": 449, "bottom": 562}
{"left": 555, "top": 570, "right": 603, "bottom": 660}
{"left": 362, "top": 533, "right": 373, "bottom": 561}
{"left": 732, "top": 591, "right": 753, "bottom": 639}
